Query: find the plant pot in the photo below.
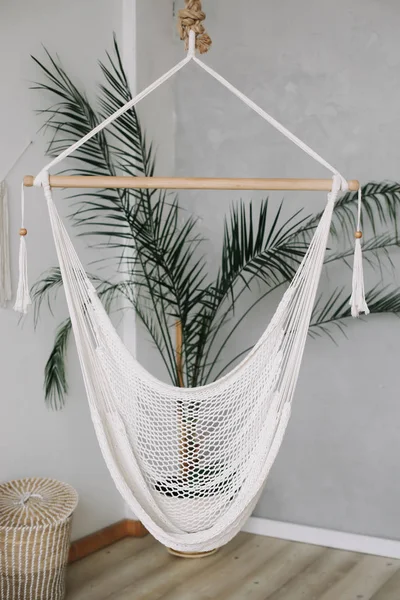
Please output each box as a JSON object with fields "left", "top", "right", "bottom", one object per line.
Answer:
{"left": 167, "top": 547, "right": 218, "bottom": 558}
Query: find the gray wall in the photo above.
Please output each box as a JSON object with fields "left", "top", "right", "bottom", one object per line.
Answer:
{"left": 135, "top": 0, "right": 178, "bottom": 379}
{"left": 0, "top": 0, "right": 126, "bottom": 539}
{"left": 0, "top": 0, "right": 178, "bottom": 535}
{"left": 3, "top": 0, "right": 400, "bottom": 542}
{"left": 172, "top": 0, "right": 400, "bottom": 539}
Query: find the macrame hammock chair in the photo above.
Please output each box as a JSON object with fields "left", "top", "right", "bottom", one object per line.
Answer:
{"left": 17, "top": 3, "right": 369, "bottom": 554}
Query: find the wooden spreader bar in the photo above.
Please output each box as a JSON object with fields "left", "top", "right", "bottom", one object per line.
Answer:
{"left": 23, "top": 176, "right": 360, "bottom": 192}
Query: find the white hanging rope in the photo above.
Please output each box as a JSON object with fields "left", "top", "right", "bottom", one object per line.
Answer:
{"left": 0, "top": 140, "right": 32, "bottom": 309}
{"left": 27, "top": 30, "right": 368, "bottom": 321}
{"left": 13, "top": 184, "right": 31, "bottom": 314}
{"left": 33, "top": 56, "right": 192, "bottom": 182}
{"left": 1, "top": 140, "right": 32, "bottom": 183}
{"left": 34, "top": 31, "right": 348, "bottom": 190}
{"left": 191, "top": 72, "right": 346, "bottom": 186}
{"left": 350, "top": 187, "right": 370, "bottom": 317}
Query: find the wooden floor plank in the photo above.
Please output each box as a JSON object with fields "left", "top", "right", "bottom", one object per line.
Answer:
{"left": 67, "top": 535, "right": 155, "bottom": 594}
{"left": 160, "top": 535, "right": 290, "bottom": 600}
{"left": 369, "top": 566, "right": 400, "bottom": 600}
{"left": 265, "top": 548, "right": 362, "bottom": 600}
{"left": 108, "top": 533, "right": 251, "bottom": 600}
{"left": 65, "top": 534, "right": 400, "bottom": 600}
{"left": 317, "top": 555, "right": 400, "bottom": 600}
{"left": 221, "top": 539, "right": 324, "bottom": 600}
{"left": 67, "top": 537, "right": 167, "bottom": 600}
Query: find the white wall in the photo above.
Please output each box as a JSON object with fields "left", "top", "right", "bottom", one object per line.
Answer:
{"left": 134, "top": 0, "right": 177, "bottom": 379}
{"left": 173, "top": 0, "right": 400, "bottom": 539}
{"left": 0, "top": 0, "right": 126, "bottom": 539}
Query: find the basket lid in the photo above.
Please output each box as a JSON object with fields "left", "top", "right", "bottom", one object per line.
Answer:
{"left": 0, "top": 478, "right": 78, "bottom": 527}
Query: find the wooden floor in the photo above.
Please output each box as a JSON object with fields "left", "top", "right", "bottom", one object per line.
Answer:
{"left": 66, "top": 532, "right": 400, "bottom": 599}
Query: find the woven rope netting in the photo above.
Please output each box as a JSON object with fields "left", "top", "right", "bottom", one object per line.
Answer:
{"left": 36, "top": 172, "right": 341, "bottom": 553}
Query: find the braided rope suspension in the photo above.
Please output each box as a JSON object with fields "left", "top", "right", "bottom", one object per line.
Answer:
{"left": 178, "top": 0, "right": 212, "bottom": 54}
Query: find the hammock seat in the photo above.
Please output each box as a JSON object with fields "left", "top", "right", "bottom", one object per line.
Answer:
{"left": 16, "top": 30, "right": 368, "bottom": 552}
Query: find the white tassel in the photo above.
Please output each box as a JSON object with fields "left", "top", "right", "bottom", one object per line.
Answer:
{"left": 13, "top": 183, "right": 31, "bottom": 314}
{"left": 0, "top": 181, "right": 12, "bottom": 307}
{"left": 349, "top": 187, "right": 369, "bottom": 318}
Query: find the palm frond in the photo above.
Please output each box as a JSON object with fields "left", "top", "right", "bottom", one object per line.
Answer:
{"left": 44, "top": 319, "right": 72, "bottom": 410}
{"left": 310, "top": 285, "right": 400, "bottom": 341}
{"left": 193, "top": 199, "right": 312, "bottom": 385}
{"left": 31, "top": 267, "right": 64, "bottom": 326}
{"left": 41, "top": 275, "right": 133, "bottom": 407}
{"left": 32, "top": 50, "right": 112, "bottom": 175}
{"left": 324, "top": 232, "right": 400, "bottom": 282}
{"left": 98, "top": 34, "right": 155, "bottom": 178}
{"left": 218, "top": 199, "right": 311, "bottom": 293}
{"left": 32, "top": 39, "right": 400, "bottom": 407}
{"left": 32, "top": 45, "right": 136, "bottom": 245}
{"left": 310, "top": 182, "right": 400, "bottom": 244}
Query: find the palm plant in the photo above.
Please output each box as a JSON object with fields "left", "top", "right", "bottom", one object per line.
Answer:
{"left": 32, "top": 37, "right": 400, "bottom": 409}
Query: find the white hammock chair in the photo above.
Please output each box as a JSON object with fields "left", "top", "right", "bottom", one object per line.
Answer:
{"left": 16, "top": 29, "right": 369, "bottom": 553}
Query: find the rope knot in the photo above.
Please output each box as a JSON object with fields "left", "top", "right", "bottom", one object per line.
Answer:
{"left": 33, "top": 169, "right": 50, "bottom": 189}
{"left": 15, "top": 492, "right": 44, "bottom": 507}
{"left": 178, "top": 0, "right": 212, "bottom": 55}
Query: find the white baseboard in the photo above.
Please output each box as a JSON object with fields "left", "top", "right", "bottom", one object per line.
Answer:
{"left": 242, "top": 517, "right": 400, "bottom": 560}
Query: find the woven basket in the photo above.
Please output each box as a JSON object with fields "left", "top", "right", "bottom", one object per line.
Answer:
{"left": 0, "top": 477, "right": 78, "bottom": 600}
